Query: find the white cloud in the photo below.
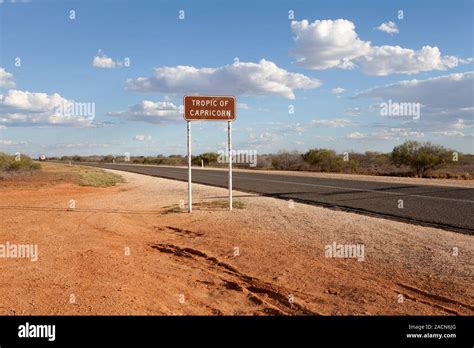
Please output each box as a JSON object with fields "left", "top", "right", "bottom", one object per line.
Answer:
{"left": 108, "top": 100, "right": 181, "bottom": 124}
{"left": 311, "top": 118, "right": 353, "bottom": 127}
{"left": 459, "top": 58, "right": 474, "bottom": 64}
{"left": 238, "top": 103, "right": 249, "bottom": 110}
{"left": 247, "top": 132, "right": 278, "bottom": 146}
{"left": 359, "top": 45, "right": 460, "bottom": 76}
{"left": 355, "top": 74, "right": 474, "bottom": 134}
{"left": 92, "top": 50, "right": 123, "bottom": 68}
{"left": 126, "top": 59, "right": 321, "bottom": 100}
{"left": 0, "top": 68, "right": 15, "bottom": 88}
{"left": 356, "top": 73, "right": 474, "bottom": 131}
{"left": 1, "top": 89, "right": 66, "bottom": 111}
{"left": 0, "top": 0, "right": 32, "bottom": 3}
{"left": 133, "top": 135, "right": 152, "bottom": 141}
{"left": 431, "top": 130, "right": 466, "bottom": 137}
{"left": 281, "top": 122, "right": 307, "bottom": 134}
{"left": 0, "top": 139, "right": 27, "bottom": 146}
{"left": 452, "top": 118, "right": 471, "bottom": 130}
{"left": 331, "top": 87, "right": 345, "bottom": 94}
{"left": 356, "top": 72, "right": 473, "bottom": 111}
{"left": 61, "top": 142, "right": 111, "bottom": 149}
{"left": 276, "top": 119, "right": 354, "bottom": 137}
{"left": 290, "top": 19, "right": 467, "bottom": 75}
{"left": 347, "top": 131, "right": 365, "bottom": 139}
{"left": 291, "top": 19, "right": 371, "bottom": 70}
{"left": 347, "top": 128, "right": 425, "bottom": 140}
{"left": 376, "top": 21, "right": 399, "bottom": 35}
{"left": 344, "top": 107, "right": 362, "bottom": 116}
{"left": 0, "top": 89, "right": 94, "bottom": 127}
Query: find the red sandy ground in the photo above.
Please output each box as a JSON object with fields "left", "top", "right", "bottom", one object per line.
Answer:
{"left": 0, "top": 167, "right": 472, "bottom": 315}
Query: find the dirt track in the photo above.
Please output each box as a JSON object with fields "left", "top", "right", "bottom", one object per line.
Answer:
{"left": 0, "top": 165, "right": 472, "bottom": 315}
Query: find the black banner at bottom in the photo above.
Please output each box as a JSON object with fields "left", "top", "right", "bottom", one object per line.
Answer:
{"left": 0, "top": 316, "right": 472, "bottom": 346}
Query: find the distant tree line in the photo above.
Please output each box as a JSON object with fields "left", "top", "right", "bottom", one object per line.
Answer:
{"left": 51, "top": 141, "right": 472, "bottom": 179}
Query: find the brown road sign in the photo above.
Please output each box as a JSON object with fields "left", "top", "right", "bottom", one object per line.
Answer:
{"left": 183, "top": 95, "right": 236, "bottom": 121}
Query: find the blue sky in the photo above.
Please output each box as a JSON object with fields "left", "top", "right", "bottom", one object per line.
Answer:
{"left": 0, "top": 0, "right": 473, "bottom": 157}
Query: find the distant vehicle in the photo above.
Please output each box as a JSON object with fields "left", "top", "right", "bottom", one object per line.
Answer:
{"left": 39, "top": 154, "right": 47, "bottom": 161}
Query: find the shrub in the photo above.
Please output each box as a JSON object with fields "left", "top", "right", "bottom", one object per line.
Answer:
{"left": 0, "top": 153, "right": 41, "bottom": 171}
{"left": 102, "top": 155, "right": 115, "bottom": 163}
{"left": 391, "top": 141, "right": 454, "bottom": 177}
{"left": 161, "top": 155, "right": 186, "bottom": 166}
{"left": 270, "top": 151, "right": 304, "bottom": 170}
{"left": 302, "top": 148, "right": 343, "bottom": 172}
{"left": 347, "top": 159, "right": 359, "bottom": 173}
{"left": 192, "top": 152, "right": 219, "bottom": 166}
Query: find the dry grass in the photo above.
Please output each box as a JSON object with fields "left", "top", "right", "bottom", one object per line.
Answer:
{"left": 195, "top": 200, "right": 245, "bottom": 210}
{"left": 36, "top": 162, "right": 125, "bottom": 187}
{"left": 163, "top": 199, "right": 245, "bottom": 214}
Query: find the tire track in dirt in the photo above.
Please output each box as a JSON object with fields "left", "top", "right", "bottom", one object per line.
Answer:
{"left": 396, "top": 282, "right": 474, "bottom": 315}
{"left": 155, "top": 225, "right": 461, "bottom": 315}
{"left": 148, "top": 242, "right": 320, "bottom": 315}
{"left": 154, "top": 225, "right": 204, "bottom": 238}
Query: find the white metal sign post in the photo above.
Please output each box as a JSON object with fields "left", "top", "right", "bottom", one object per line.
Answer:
{"left": 187, "top": 121, "right": 192, "bottom": 213}
{"left": 228, "top": 121, "right": 233, "bottom": 210}
{"left": 183, "top": 95, "right": 236, "bottom": 213}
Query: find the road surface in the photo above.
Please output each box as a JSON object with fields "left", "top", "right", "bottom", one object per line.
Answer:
{"left": 81, "top": 163, "right": 474, "bottom": 234}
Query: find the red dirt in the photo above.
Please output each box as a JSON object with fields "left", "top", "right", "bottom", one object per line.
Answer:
{"left": 0, "top": 168, "right": 472, "bottom": 315}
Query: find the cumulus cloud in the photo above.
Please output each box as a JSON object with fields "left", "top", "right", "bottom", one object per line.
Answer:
{"left": 0, "top": 68, "right": 15, "bottom": 88}
{"left": 290, "top": 19, "right": 466, "bottom": 75}
{"left": 0, "top": 89, "right": 94, "bottom": 127}
{"left": 126, "top": 59, "right": 321, "bottom": 100}
{"left": 108, "top": 100, "right": 181, "bottom": 124}
{"left": 331, "top": 87, "right": 345, "bottom": 94}
{"left": 291, "top": 19, "right": 371, "bottom": 70}
{"left": 359, "top": 45, "right": 460, "bottom": 76}
{"left": 376, "top": 21, "right": 399, "bottom": 35}
{"left": 92, "top": 50, "right": 124, "bottom": 68}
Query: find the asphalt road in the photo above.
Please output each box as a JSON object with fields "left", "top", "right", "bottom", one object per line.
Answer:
{"left": 82, "top": 163, "right": 474, "bottom": 234}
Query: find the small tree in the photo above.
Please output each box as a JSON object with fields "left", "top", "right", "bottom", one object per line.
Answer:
{"left": 302, "top": 148, "right": 343, "bottom": 172}
{"left": 102, "top": 155, "right": 114, "bottom": 163}
{"left": 192, "top": 152, "right": 218, "bottom": 166}
{"left": 269, "top": 151, "right": 303, "bottom": 170}
{"left": 347, "top": 159, "right": 359, "bottom": 173}
{"left": 200, "top": 152, "right": 219, "bottom": 165}
{"left": 0, "top": 153, "right": 40, "bottom": 171}
{"left": 391, "top": 141, "right": 453, "bottom": 177}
